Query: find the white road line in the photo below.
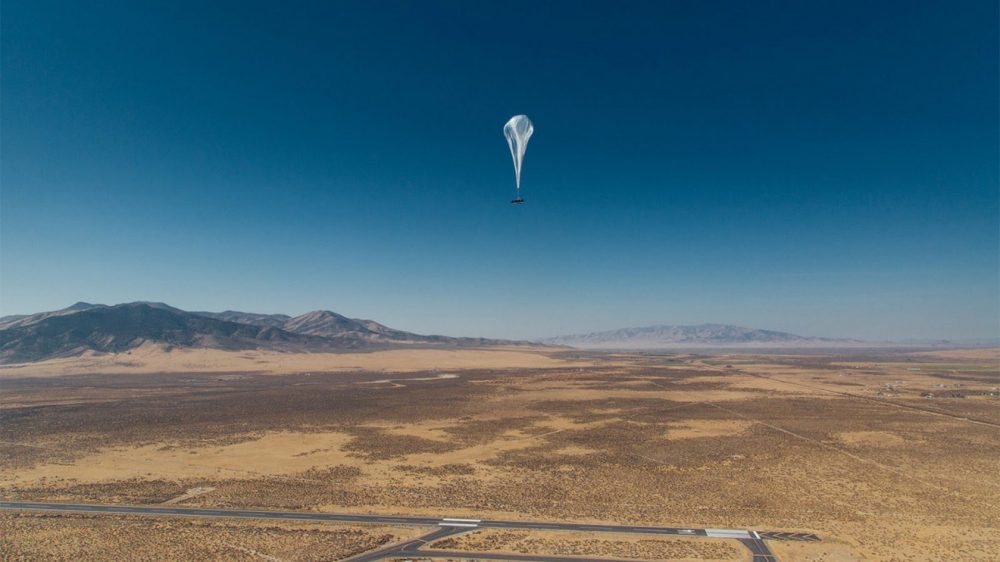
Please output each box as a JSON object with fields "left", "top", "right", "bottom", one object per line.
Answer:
{"left": 438, "top": 522, "right": 479, "bottom": 527}
{"left": 705, "top": 528, "right": 752, "bottom": 539}
{"left": 752, "top": 530, "right": 761, "bottom": 539}
{"left": 441, "top": 518, "right": 481, "bottom": 523}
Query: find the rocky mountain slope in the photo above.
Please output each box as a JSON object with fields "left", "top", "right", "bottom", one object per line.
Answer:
{"left": 0, "top": 302, "right": 523, "bottom": 363}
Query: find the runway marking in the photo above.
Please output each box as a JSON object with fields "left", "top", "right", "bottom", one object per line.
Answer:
{"left": 706, "top": 528, "right": 752, "bottom": 539}
{"left": 1, "top": 501, "right": 820, "bottom": 545}
{"left": 758, "top": 531, "right": 821, "bottom": 542}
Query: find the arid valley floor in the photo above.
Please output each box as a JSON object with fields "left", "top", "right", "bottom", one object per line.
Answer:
{"left": 1, "top": 347, "right": 997, "bottom": 561}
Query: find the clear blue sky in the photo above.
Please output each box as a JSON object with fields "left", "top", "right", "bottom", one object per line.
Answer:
{"left": 2, "top": 0, "right": 997, "bottom": 340}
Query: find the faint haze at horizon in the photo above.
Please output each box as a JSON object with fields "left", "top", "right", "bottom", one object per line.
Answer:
{"left": 1, "top": 1, "right": 997, "bottom": 341}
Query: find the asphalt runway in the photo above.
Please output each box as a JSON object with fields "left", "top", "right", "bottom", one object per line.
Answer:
{"left": 2, "top": 501, "right": 817, "bottom": 561}
{"left": 740, "top": 537, "right": 780, "bottom": 562}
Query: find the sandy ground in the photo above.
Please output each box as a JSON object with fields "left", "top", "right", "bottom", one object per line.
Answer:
{"left": 835, "top": 431, "right": 910, "bottom": 448}
{"left": 0, "top": 512, "right": 424, "bottom": 561}
{"left": 665, "top": 419, "right": 753, "bottom": 439}
{"left": 911, "top": 347, "right": 1000, "bottom": 361}
{"left": 1, "top": 413, "right": 607, "bottom": 488}
{"left": 432, "top": 528, "right": 743, "bottom": 560}
{"left": 768, "top": 538, "right": 863, "bottom": 561}
{"left": 1, "top": 431, "right": 358, "bottom": 485}
{"left": 2, "top": 349, "right": 998, "bottom": 560}
{"left": 0, "top": 344, "right": 587, "bottom": 377}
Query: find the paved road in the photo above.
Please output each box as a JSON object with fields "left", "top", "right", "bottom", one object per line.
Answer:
{"left": 345, "top": 526, "right": 659, "bottom": 562}
{"left": 740, "top": 537, "right": 779, "bottom": 562}
{"left": 388, "top": 548, "right": 658, "bottom": 562}
{"left": 1, "top": 501, "right": 447, "bottom": 527}
{"left": 345, "top": 526, "right": 466, "bottom": 562}
{"left": 0, "top": 501, "right": 771, "bottom": 538}
{"left": 2, "top": 501, "right": 806, "bottom": 561}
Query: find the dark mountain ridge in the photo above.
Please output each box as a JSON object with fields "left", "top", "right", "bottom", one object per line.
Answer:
{"left": 192, "top": 310, "right": 292, "bottom": 329}
{"left": 0, "top": 302, "right": 526, "bottom": 364}
{"left": 0, "top": 303, "right": 341, "bottom": 363}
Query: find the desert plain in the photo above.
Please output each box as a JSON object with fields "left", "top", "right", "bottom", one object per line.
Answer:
{"left": 1, "top": 346, "right": 998, "bottom": 561}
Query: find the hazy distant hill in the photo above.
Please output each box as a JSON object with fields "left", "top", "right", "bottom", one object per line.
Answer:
{"left": 541, "top": 323, "right": 856, "bottom": 349}
{"left": 0, "top": 302, "right": 526, "bottom": 363}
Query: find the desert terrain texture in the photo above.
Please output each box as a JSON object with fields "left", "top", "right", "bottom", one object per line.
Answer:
{"left": 1, "top": 346, "right": 998, "bottom": 561}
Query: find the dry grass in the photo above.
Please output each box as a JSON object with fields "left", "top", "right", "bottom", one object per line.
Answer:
{"left": 1, "top": 349, "right": 998, "bottom": 560}
{"left": 911, "top": 347, "right": 1000, "bottom": 361}
{"left": 768, "top": 539, "right": 863, "bottom": 561}
{"left": 664, "top": 419, "right": 753, "bottom": 439}
{"left": 0, "top": 512, "right": 421, "bottom": 561}
{"left": 0, "top": 344, "right": 586, "bottom": 377}
{"left": 432, "top": 529, "right": 742, "bottom": 560}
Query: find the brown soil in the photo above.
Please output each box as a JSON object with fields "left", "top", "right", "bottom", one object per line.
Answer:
{"left": 1, "top": 349, "right": 997, "bottom": 560}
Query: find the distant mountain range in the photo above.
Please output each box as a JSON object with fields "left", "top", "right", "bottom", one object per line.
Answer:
{"left": 540, "top": 323, "right": 862, "bottom": 349}
{"left": 0, "top": 302, "right": 523, "bottom": 364}
{"left": 3, "top": 304, "right": 985, "bottom": 364}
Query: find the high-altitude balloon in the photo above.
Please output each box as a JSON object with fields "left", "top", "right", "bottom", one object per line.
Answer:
{"left": 503, "top": 115, "right": 533, "bottom": 204}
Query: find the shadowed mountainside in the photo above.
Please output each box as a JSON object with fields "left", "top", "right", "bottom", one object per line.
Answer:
{"left": 0, "top": 302, "right": 527, "bottom": 363}
{"left": 192, "top": 310, "right": 292, "bottom": 329}
{"left": 274, "top": 310, "right": 500, "bottom": 345}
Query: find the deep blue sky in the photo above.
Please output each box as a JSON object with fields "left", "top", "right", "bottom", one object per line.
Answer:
{"left": 2, "top": 1, "right": 997, "bottom": 340}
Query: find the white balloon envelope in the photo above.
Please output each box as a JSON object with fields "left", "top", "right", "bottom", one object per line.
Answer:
{"left": 503, "top": 115, "right": 533, "bottom": 204}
